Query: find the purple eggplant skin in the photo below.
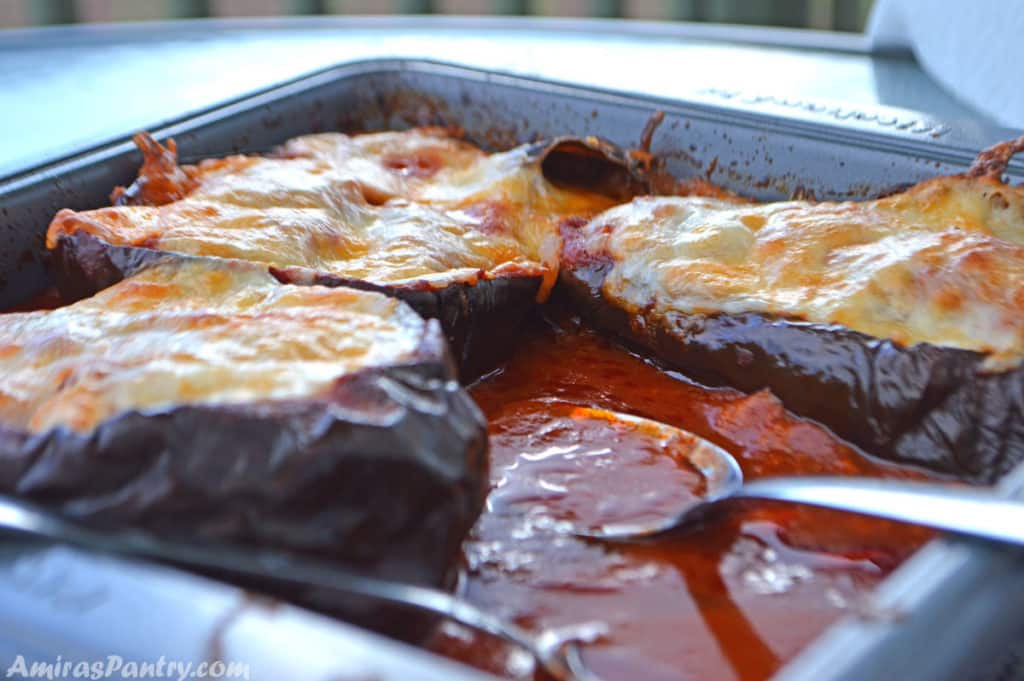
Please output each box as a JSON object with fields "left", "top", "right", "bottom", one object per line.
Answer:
{"left": 559, "top": 260, "right": 1024, "bottom": 485}
{"left": 0, "top": 327, "right": 489, "bottom": 640}
{"left": 49, "top": 230, "right": 543, "bottom": 383}
{"left": 270, "top": 264, "right": 546, "bottom": 384}
{"left": 528, "top": 135, "right": 654, "bottom": 201}
{"left": 49, "top": 229, "right": 176, "bottom": 301}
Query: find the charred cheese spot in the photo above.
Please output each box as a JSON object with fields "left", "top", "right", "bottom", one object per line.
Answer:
{"left": 383, "top": 148, "right": 445, "bottom": 178}
{"left": 457, "top": 200, "right": 512, "bottom": 235}
{"left": 573, "top": 181, "right": 1024, "bottom": 366}
{"left": 0, "top": 260, "right": 429, "bottom": 433}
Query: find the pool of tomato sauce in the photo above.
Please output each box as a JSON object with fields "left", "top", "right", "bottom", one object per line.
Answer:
{"left": 430, "top": 305, "right": 940, "bottom": 681}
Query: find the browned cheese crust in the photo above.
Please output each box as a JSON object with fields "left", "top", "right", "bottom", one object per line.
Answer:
{"left": 47, "top": 129, "right": 650, "bottom": 379}
{"left": 560, "top": 137, "right": 1024, "bottom": 482}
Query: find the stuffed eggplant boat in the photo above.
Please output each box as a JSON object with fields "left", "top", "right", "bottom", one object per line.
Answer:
{"left": 0, "top": 257, "right": 488, "bottom": 630}
{"left": 46, "top": 128, "right": 648, "bottom": 378}
{"left": 561, "top": 137, "right": 1024, "bottom": 482}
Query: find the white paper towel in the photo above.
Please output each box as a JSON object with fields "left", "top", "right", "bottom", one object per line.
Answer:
{"left": 868, "top": 0, "right": 1024, "bottom": 128}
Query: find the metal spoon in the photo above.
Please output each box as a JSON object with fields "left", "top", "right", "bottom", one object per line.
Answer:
{"left": 572, "top": 410, "right": 1024, "bottom": 545}
{"left": 0, "top": 494, "right": 602, "bottom": 681}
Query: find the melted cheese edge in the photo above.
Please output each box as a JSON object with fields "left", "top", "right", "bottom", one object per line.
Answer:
{"left": 0, "top": 260, "right": 427, "bottom": 433}
{"left": 580, "top": 178, "right": 1024, "bottom": 368}
{"left": 47, "top": 129, "right": 615, "bottom": 298}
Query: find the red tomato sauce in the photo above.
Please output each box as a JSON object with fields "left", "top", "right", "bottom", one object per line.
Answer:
{"left": 432, "top": 307, "right": 937, "bottom": 681}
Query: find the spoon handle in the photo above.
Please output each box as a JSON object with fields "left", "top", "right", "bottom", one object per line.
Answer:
{"left": 737, "top": 477, "right": 1024, "bottom": 546}
{"left": 0, "top": 493, "right": 589, "bottom": 680}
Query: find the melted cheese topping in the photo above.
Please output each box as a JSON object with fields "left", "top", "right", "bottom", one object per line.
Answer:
{"left": 0, "top": 260, "right": 427, "bottom": 433}
{"left": 47, "top": 129, "right": 615, "bottom": 298}
{"left": 574, "top": 176, "right": 1024, "bottom": 367}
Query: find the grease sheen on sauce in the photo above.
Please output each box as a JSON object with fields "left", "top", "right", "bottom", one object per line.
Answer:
{"left": 485, "top": 401, "right": 708, "bottom": 534}
{"left": 432, "top": 308, "right": 937, "bottom": 681}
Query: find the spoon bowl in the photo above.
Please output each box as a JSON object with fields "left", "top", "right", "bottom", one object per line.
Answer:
{"left": 570, "top": 411, "right": 1024, "bottom": 547}
{"left": 563, "top": 407, "right": 743, "bottom": 539}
